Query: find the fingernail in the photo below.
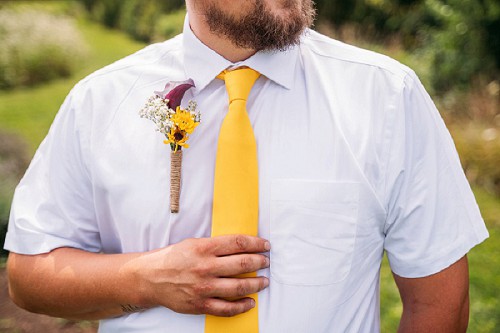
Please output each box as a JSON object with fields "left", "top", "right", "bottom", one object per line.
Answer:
{"left": 264, "top": 241, "right": 271, "bottom": 251}
{"left": 250, "top": 298, "right": 256, "bottom": 307}
{"left": 265, "top": 257, "right": 270, "bottom": 267}
{"left": 264, "top": 278, "right": 270, "bottom": 287}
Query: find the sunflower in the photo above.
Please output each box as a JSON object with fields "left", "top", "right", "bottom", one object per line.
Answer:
{"left": 171, "top": 106, "right": 199, "bottom": 134}
{"left": 165, "top": 126, "right": 189, "bottom": 151}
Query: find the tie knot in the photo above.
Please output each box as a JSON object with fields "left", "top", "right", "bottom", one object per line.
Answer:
{"left": 218, "top": 68, "right": 260, "bottom": 103}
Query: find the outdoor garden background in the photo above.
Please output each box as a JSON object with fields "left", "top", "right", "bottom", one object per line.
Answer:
{"left": 0, "top": 0, "right": 498, "bottom": 332}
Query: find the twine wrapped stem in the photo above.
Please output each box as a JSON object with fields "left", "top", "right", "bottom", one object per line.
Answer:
{"left": 170, "top": 150, "right": 182, "bottom": 213}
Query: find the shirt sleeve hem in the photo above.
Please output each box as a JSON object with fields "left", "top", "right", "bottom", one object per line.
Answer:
{"left": 389, "top": 226, "right": 489, "bottom": 278}
{"left": 3, "top": 231, "right": 101, "bottom": 255}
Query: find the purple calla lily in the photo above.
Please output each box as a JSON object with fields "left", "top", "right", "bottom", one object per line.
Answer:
{"left": 155, "top": 79, "right": 195, "bottom": 110}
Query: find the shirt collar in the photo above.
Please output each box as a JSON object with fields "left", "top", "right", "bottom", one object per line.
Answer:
{"left": 182, "top": 14, "right": 298, "bottom": 92}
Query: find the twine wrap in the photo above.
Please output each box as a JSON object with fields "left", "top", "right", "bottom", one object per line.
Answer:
{"left": 170, "top": 150, "right": 183, "bottom": 213}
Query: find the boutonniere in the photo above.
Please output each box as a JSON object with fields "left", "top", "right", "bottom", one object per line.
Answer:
{"left": 139, "top": 79, "right": 200, "bottom": 213}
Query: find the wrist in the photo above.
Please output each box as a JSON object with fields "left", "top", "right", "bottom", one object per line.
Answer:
{"left": 118, "top": 252, "right": 154, "bottom": 308}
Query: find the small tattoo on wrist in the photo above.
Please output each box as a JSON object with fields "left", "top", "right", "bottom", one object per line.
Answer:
{"left": 121, "top": 304, "right": 147, "bottom": 313}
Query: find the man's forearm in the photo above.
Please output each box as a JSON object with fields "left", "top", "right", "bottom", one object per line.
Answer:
{"left": 397, "top": 297, "right": 469, "bottom": 333}
{"left": 7, "top": 248, "right": 147, "bottom": 320}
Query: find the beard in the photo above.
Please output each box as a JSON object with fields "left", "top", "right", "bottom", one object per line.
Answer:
{"left": 202, "top": 0, "right": 316, "bottom": 52}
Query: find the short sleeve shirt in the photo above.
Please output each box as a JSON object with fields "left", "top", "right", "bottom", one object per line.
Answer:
{"left": 4, "top": 16, "right": 488, "bottom": 333}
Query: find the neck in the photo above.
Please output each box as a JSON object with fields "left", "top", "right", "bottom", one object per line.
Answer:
{"left": 186, "top": 7, "right": 257, "bottom": 63}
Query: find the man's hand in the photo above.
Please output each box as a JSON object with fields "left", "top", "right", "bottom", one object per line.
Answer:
{"left": 7, "top": 235, "right": 270, "bottom": 320}
{"left": 394, "top": 256, "right": 469, "bottom": 333}
{"left": 132, "top": 235, "right": 271, "bottom": 317}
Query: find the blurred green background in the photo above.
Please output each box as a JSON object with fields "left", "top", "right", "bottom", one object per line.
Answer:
{"left": 0, "top": 0, "right": 498, "bottom": 332}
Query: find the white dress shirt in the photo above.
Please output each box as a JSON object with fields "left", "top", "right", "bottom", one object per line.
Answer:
{"left": 5, "top": 16, "right": 488, "bottom": 332}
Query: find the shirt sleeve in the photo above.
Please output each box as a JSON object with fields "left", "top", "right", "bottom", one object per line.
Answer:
{"left": 383, "top": 71, "right": 489, "bottom": 278}
{"left": 4, "top": 82, "right": 101, "bottom": 254}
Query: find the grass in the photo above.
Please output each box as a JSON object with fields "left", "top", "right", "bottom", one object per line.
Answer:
{"left": 380, "top": 255, "right": 402, "bottom": 332}
{"left": 467, "top": 188, "right": 500, "bottom": 332}
{"left": 0, "top": 6, "right": 498, "bottom": 333}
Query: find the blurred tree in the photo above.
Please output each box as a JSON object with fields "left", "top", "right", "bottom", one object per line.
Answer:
{"left": 315, "top": 0, "right": 499, "bottom": 92}
{"left": 315, "top": 0, "right": 357, "bottom": 27}
{"left": 90, "top": 0, "right": 123, "bottom": 28}
{"left": 120, "top": 0, "right": 161, "bottom": 42}
{"left": 425, "top": 0, "right": 500, "bottom": 92}
{"left": 78, "top": 0, "right": 185, "bottom": 41}
{"left": 315, "top": 0, "right": 436, "bottom": 47}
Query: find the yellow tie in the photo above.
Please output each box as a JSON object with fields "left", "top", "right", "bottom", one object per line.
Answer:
{"left": 205, "top": 68, "right": 260, "bottom": 333}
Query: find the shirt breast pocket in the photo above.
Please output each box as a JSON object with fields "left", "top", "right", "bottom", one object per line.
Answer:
{"left": 270, "top": 180, "right": 359, "bottom": 286}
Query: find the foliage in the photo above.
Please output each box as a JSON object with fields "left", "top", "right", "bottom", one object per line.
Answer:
{"left": 154, "top": 9, "right": 186, "bottom": 42}
{"left": 0, "top": 131, "right": 30, "bottom": 256}
{"left": 80, "top": 0, "right": 183, "bottom": 17}
{"left": 315, "top": 0, "right": 500, "bottom": 93}
{"left": 0, "top": 20, "right": 145, "bottom": 154}
{"left": 452, "top": 123, "right": 500, "bottom": 196}
{"left": 315, "top": 0, "right": 436, "bottom": 46}
{"left": 424, "top": 0, "right": 500, "bottom": 92}
{"left": 82, "top": 0, "right": 123, "bottom": 28}
{"left": 0, "top": 8, "right": 89, "bottom": 90}
{"left": 79, "top": 0, "right": 184, "bottom": 42}
{"left": 119, "top": 0, "right": 161, "bottom": 42}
